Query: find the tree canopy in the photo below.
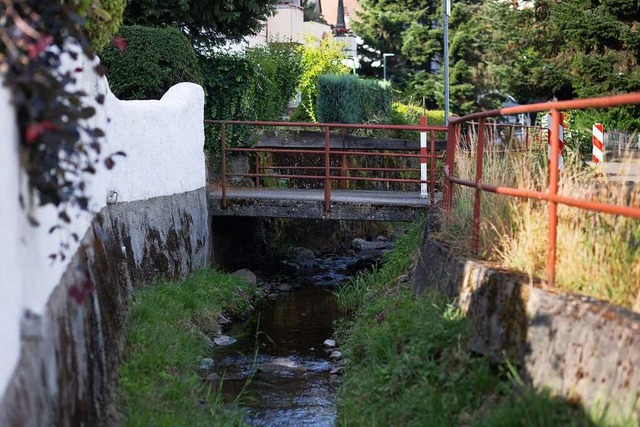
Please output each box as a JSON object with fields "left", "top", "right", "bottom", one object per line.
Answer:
{"left": 123, "top": 0, "right": 278, "bottom": 47}
{"left": 354, "top": 0, "right": 640, "bottom": 125}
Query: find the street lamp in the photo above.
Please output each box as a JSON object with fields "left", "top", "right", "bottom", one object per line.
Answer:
{"left": 443, "top": 0, "right": 451, "bottom": 124}
{"left": 383, "top": 53, "right": 395, "bottom": 81}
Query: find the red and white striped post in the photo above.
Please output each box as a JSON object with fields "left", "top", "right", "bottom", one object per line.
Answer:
{"left": 420, "top": 116, "right": 428, "bottom": 198}
{"left": 592, "top": 123, "right": 604, "bottom": 164}
{"left": 547, "top": 113, "right": 565, "bottom": 170}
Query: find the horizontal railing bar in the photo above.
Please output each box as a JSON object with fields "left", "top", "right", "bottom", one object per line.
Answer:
{"left": 205, "top": 119, "right": 448, "bottom": 132}
{"left": 451, "top": 92, "right": 640, "bottom": 123}
{"left": 449, "top": 176, "right": 640, "bottom": 219}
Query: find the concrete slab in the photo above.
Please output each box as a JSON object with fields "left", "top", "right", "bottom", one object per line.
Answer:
{"left": 208, "top": 187, "right": 439, "bottom": 222}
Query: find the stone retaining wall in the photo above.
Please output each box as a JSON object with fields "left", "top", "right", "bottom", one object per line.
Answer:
{"left": 0, "top": 189, "right": 209, "bottom": 427}
{"left": 412, "top": 223, "right": 640, "bottom": 423}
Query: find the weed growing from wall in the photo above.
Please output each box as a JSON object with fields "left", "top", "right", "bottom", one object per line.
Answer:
{"left": 1, "top": 0, "right": 125, "bottom": 261}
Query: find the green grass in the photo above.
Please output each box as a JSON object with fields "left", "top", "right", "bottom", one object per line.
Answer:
{"left": 335, "top": 221, "right": 615, "bottom": 426}
{"left": 118, "top": 269, "right": 257, "bottom": 427}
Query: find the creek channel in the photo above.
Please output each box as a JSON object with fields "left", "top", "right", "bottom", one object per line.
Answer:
{"left": 207, "top": 241, "right": 394, "bottom": 426}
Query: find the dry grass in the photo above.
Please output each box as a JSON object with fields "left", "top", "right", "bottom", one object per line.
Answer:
{"left": 439, "top": 143, "right": 640, "bottom": 309}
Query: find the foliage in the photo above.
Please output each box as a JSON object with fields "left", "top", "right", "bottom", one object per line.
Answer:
{"left": 353, "top": 0, "right": 490, "bottom": 115}
{"left": 298, "top": 35, "right": 350, "bottom": 122}
{"left": 101, "top": 25, "right": 203, "bottom": 101}
{"left": 485, "top": 0, "right": 640, "bottom": 130}
{"left": 74, "top": 0, "right": 127, "bottom": 50}
{"left": 316, "top": 74, "right": 391, "bottom": 124}
{"left": 119, "top": 269, "right": 257, "bottom": 426}
{"left": 123, "top": 0, "right": 277, "bottom": 49}
{"left": 0, "top": 0, "right": 122, "bottom": 260}
{"left": 246, "top": 42, "right": 303, "bottom": 122}
{"left": 202, "top": 43, "right": 302, "bottom": 156}
{"left": 391, "top": 102, "right": 446, "bottom": 139}
{"left": 335, "top": 222, "right": 600, "bottom": 426}
{"left": 439, "top": 144, "right": 640, "bottom": 308}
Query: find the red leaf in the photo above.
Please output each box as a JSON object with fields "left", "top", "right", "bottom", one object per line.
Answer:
{"left": 25, "top": 120, "right": 58, "bottom": 145}
{"left": 111, "top": 36, "right": 128, "bottom": 53}
{"left": 27, "top": 35, "right": 53, "bottom": 59}
{"left": 104, "top": 157, "right": 115, "bottom": 170}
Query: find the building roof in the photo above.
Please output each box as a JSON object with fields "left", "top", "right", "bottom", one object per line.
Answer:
{"left": 321, "top": 0, "right": 362, "bottom": 29}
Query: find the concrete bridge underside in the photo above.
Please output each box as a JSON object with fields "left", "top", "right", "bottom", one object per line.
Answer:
{"left": 208, "top": 187, "right": 438, "bottom": 222}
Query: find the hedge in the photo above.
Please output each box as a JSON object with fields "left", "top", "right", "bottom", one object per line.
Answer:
{"left": 316, "top": 75, "right": 391, "bottom": 124}
{"left": 101, "top": 25, "right": 203, "bottom": 101}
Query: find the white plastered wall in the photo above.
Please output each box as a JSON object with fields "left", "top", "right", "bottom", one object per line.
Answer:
{"left": 0, "top": 51, "right": 205, "bottom": 398}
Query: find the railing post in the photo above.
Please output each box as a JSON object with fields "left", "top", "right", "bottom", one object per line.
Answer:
{"left": 429, "top": 129, "right": 436, "bottom": 206}
{"left": 324, "top": 126, "right": 331, "bottom": 214}
{"left": 341, "top": 153, "right": 347, "bottom": 190}
{"left": 221, "top": 123, "right": 227, "bottom": 209}
{"left": 547, "top": 109, "right": 561, "bottom": 287}
{"left": 420, "top": 116, "right": 428, "bottom": 199}
{"left": 472, "top": 118, "right": 485, "bottom": 254}
{"left": 255, "top": 153, "right": 260, "bottom": 187}
{"left": 443, "top": 122, "right": 457, "bottom": 211}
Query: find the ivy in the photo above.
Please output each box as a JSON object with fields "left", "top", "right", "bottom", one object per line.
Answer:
{"left": 0, "top": 0, "right": 123, "bottom": 261}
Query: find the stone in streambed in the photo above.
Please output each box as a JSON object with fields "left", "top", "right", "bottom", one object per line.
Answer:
{"left": 232, "top": 269, "right": 257, "bottom": 285}
{"left": 214, "top": 335, "right": 237, "bottom": 346}
{"left": 323, "top": 339, "right": 336, "bottom": 348}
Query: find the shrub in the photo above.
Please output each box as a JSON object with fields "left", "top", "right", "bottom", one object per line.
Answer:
{"left": 391, "top": 102, "right": 446, "bottom": 139}
{"left": 74, "top": 0, "right": 127, "bottom": 50}
{"left": 101, "top": 25, "right": 203, "bottom": 100}
{"left": 201, "top": 43, "right": 302, "bottom": 156}
{"left": 246, "top": 43, "right": 302, "bottom": 121}
{"left": 316, "top": 74, "right": 363, "bottom": 123}
{"left": 316, "top": 75, "right": 391, "bottom": 123}
{"left": 298, "top": 35, "right": 350, "bottom": 122}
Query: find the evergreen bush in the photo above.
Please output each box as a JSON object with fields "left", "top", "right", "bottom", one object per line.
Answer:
{"left": 316, "top": 75, "right": 391, "bottom": 124}
{"left": 201, "top": 43, "right": 302, "bottom": 157}
{"left": 101, "top": 25, "right": 203, "bottom": 100}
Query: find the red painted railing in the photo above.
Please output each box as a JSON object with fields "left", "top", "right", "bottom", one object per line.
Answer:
{"left": 443, "top": 93, "right": 640, "bottom": 287}
{"left": 204, "top": 120, "right": 447, "bottom": 212}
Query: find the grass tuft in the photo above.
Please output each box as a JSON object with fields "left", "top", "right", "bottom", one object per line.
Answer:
{"left": 335, "top": 220, "right": 617, "bottom": 426}
{"left": 118, "top": 269, "right": 257, "bottom": 427}
{"left": 439, "top": 145, "right": 640, "bottom": 308}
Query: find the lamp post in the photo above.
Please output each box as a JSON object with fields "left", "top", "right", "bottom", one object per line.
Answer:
{"left": 383, "top": 53, "right": 395, "bottom": 81}
{"left": 443, "top": 0, "right": 450, "bottom": 124}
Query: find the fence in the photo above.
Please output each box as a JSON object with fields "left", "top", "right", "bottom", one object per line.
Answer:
{"left": 443, "top": 92, "right": 640, "bottom": 286}
{"left": 204, "top": 120, "right": 447, "bottom": 212}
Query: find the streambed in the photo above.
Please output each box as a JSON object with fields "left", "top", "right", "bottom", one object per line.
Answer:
{"left": 209, "top": 249, "right": 388, "bottom": 426}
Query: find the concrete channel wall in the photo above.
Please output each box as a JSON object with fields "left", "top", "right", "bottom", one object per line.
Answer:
{"left": 0, "top": 51, "right": 209, "bottom": 426}
{"left": 412, "top": 223, "right": 640, "bottom": 423}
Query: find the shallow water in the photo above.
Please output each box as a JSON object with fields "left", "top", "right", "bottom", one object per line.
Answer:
{"left": 210, "top": 251, "right": 383, "bottom": 426}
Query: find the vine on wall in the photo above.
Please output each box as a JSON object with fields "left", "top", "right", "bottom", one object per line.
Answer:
{"left": 0, "top": 0, "right": 124, "bottom": 261}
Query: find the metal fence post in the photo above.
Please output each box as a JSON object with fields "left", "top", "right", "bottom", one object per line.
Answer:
{"left": 472, "top": 118, "right": 485, "bottom": 254}
{"left": 443, "top": 122, "right": 457, "bottom": 211}
{"left": 547, "top": 109, "right": 561, "bottom": 286}
{"left": 324, "top": 126, "right": 331, "bottom": 214}
{"left": 221, "top": 123, "right": 227, "bottom": 209}
{"left": 429, "top": 129, "right": 436, "bottom": 206}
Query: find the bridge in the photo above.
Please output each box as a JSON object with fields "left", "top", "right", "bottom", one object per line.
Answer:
{"left": 206, "top": 120, "right": 449, "bottom": 222}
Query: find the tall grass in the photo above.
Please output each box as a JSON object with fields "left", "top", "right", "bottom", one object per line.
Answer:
{"left": 118, "top": 269, "right": 257, "bottom": 426}
{"left": 439, "top": 143, "right": 640, "bottom": 308}
{"left": 335, "top": 221, "right": 609, "bottom": 426}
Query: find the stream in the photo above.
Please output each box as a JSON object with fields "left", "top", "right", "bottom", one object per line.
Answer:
{"left": 209, "top": 248, "right": 388, "bottom": 426}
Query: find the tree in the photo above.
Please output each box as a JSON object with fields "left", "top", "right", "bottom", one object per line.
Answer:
{"left": 123, "top": 0, "right": 277, "bottom": 48}
{"left": 298, "top": 35, "right": 351, "bottom": 122}
{"left": 486, "top": 0, "right": 640, "bottom": 128}
{"left": 353, "top": 0, "right": 491, "bottom": 115}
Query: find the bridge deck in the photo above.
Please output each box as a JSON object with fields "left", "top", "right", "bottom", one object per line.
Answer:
{"left": 208, "top": 186, "right": 439, "bottom": 222}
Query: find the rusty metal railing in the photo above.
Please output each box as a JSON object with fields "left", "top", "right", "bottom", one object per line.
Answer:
{"left": 443, "top": 92, "right": 640, "bottom": 287}
{"left": 204, "top": 120, "right": 447, "bottom": 212}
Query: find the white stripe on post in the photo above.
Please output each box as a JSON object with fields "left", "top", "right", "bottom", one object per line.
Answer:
{"left": 547, "top": 113, "right": 565, "bottom": 170}
{"left": 420, "top": 116, "right": 428, "bottom": 198}
{"left": 592, "top": 123, "right": 604, "bottom": 164}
